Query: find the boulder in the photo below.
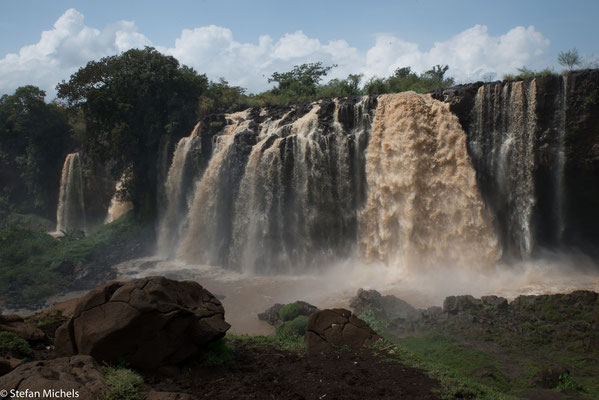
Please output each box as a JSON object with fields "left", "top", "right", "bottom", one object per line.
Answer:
{"left": 0, "top": 314, "right": 45, "bottom": 341}
{"left": 257, "top": 304, "right": 283, "bottom": 325}
{"left": 0, "top": 356, "right": 24, "bottom": 376}
{"left": 54, "top": 276, "right": 230, "bottom": 370}
{"left": 443, "top": 295, "right": 483, "bottom": 314}
{"left": 0, "top": 355, "right": 107, "bottom": 398}
{"left": 306, "top": 308, "right": 381, "bottom": 355}
{"left": 349, "top": 288, "right": 420, "bottom": 321}
{"left": 258, "top": 301, "right": 319, "bottom": 326}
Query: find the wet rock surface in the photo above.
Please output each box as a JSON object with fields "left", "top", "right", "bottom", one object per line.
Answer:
{"left": 54, "top": 276, "right": 230, "bottom": 369}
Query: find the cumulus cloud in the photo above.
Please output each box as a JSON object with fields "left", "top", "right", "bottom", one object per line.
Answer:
{"left": 0, "top": 8, "right": 151, "bottom": 97}
{"left": 0, "top": 8, "right": 551, "bottom": 98}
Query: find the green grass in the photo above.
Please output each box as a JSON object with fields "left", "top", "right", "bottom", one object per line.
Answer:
{"left": 503, "top": 67, "right": 557, "bottom": 81}
{"left": 0, "top": 331, "right": 33, "bottom": 358}
{"left": 383, "top": 327, "right": 599, "bottom": 399}
{"left": 0, "top": 212, "right": 142, "bottom": 303}
{"left": 374, "top": 336, "right": 517, "bottom": 400}
{"left": 102, "top": 365, "right": 144, "bottom": 400}
{"left": 393, "top": 334, "right": 512, "bottom": 394}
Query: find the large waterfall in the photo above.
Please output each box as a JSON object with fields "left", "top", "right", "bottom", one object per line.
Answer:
{"left": 359, "top": 94, "right": 500, "bottom": 270}
{"left": 157, "top": 92, "right": 499, "bottom": 273}
{"left": 56, "top": 152, "right": 86, "bottom": 233}
{"left": 150, "top": 72, "right": 599, "bottom": 273}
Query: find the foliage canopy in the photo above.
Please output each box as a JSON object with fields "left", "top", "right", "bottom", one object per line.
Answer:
{"left": 57, "top": 47, "right": 209, "bottom": 216}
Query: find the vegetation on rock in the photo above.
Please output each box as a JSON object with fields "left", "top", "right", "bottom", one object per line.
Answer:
{"left": 0, "top": 212, "right": 143, "bottom": 307}
{"left": 0, "top": 331, "right": 33, "bottom": 358}
{"left": 102, "top": 365, "right": 144, "bottom": 400}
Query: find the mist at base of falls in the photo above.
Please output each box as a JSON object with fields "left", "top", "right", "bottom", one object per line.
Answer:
{"left": 115, "top": 253, "right": 599, "bottom": 334}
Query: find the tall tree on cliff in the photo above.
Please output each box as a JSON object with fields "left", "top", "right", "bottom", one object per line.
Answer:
{"left": 57, "top": 47, "right": 208, "bottom": 219}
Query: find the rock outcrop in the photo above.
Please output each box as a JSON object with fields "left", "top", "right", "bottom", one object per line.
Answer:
{"left": 0, "top": 356, "right": 107, "bottom": 398}
{"left": 0, "top": 315, "right": 45, "bottom": 342}
{"left": 349, "top": 288, "right": 420, "bottom": 321}
{"left": 306, "top": 308, "right": 381, "bottom": 355}
{"left": 55, "top": 276, "right": 230, "bottom": 370}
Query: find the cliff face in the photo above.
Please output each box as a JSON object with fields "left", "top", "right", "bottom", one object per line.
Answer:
{"left": 432, "top": 70, "right": 599, "bottom": 259}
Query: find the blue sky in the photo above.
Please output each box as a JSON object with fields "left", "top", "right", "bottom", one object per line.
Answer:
{"left": 1, "top": 0, "right": 597, "bottom": 97}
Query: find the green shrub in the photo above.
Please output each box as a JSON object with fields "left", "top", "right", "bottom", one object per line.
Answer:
{"left": 358, "top": 309, "right": 387, "bottom": 334}
{"left": 0, "top": 331, "right": 33, "bottom": 357}
{"left": 102, "top": 366, "right": 144, "bottom": 400}
{"left": 557, "top": 372, "right": 584, "bottom": 392}
{"left": 279, "top": 303, "right": 301, "bottom": 322}
{"left": 276, "top": 315, "right": 308, "bottom": 340}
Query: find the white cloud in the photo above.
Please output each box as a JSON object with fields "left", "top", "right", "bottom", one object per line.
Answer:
{"left": 0, "top": 8, "right": 151, "bottom": 97}
{"left": 0, "top": 8, "right": 551, "bottom": 98}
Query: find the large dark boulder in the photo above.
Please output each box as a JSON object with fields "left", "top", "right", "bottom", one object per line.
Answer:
{"left": 306, "top": 308, "right": 381, "bottom": 355}
{"left": 54, "top": 276, "right": 230, "bottom": 370}
{"left": 0, "top": 355, "right": 107, "bottom": 398}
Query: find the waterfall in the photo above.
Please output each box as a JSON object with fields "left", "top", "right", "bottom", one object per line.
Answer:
{"left": 176, "top": 99, "right": 375, "bottom": 272}
{"left": 358, "top": 93, "right": 500, "bottom": 270}
{"left": 160, "top": 93, "right": 502, "bottom": 273}
{"left": 470, "top": 80, "right": 537, "bottom": 257}
{"left": 105, "top": 175, "right": 133, "bottom": 223}
{"left": 177, "top": 111, "right": 255, "bottom": 266}
{"left": 56, "top": 152, "right": 86, "bottom": 233}
{"left": 555, "top": 77, "right": 567, "bottom": 242}
{"left": 156, "top": 123, "right": 202, "bottom": 258}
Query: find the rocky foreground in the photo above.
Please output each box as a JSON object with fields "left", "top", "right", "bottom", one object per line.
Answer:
{"left": 0, "top": 277, "right": 597, "bottom": 399}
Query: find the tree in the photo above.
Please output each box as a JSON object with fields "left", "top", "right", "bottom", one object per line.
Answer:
{"left": 558, "top": 48, "right": 582, "bottom": 71}
{"left": 198, "top": 78, "right": 246, "bottom": 117}
{"left": 316, "top": 73, "right": 363, "bottom": 98}
{"left": 0, "top": 86, "right": 73, "bottom": 217}
{"left": 57, "top": 47, "right": 208, "bottom": 218}
{"left": 268, "top": 62, "right": 336, "bottom": 97}
{"left": 422, "top": 65, "right": 455, "bottom": 89}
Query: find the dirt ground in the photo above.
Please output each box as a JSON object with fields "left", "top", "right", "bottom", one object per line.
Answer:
{"left": 143, "top": 339, "right": 440, "bottom": 400}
